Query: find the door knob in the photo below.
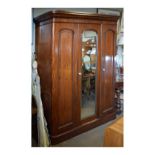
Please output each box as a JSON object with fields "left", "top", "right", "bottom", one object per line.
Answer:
{"left": 78, "top": 72, "right": 82, "bottom": 76}
{"left": 102, "top": 68, "right": 105, "bottom": 72}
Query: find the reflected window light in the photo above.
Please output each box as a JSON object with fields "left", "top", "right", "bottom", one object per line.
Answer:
{"left": 105, "top": 56, "right": 111, "bottom": 61}
{"left": 90, "top": 48, "right": 96, "bottom": 54}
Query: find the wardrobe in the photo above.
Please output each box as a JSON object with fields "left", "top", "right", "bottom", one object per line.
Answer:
{"left": 34, "top": 10, "right": 119, "bottom": 144}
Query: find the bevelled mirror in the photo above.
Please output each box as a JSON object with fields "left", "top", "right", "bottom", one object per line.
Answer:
{"left": 81, "top": 30, "right": 97, "bottom": 120}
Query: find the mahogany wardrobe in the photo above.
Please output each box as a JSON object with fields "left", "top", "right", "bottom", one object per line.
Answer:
{"left": 34, "top": 10, "right": 119, "bottom": 144}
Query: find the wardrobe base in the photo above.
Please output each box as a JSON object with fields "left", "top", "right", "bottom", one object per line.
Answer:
{"left": 51, "top": 112, "right": 116, "bottom": 145}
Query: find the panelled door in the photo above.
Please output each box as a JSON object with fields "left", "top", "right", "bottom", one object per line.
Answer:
{"left": 100, "top": 22, "right": 117, "bottom": 115}
{"left": 78, "top": 23, "right": 101, "bottom": 122}
{"left": 51, "top": 22, "right": 79, "bottom": 134}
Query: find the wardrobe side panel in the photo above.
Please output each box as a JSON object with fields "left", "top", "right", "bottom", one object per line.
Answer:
{"left": 35, "top": 22, "right": 52, "bottom": 133}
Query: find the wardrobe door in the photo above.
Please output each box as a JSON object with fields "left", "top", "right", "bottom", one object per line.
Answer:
{"left": 100, "top": 23, "right": 117, "bottom": 115}
{"left": 78, "top": 24, "right": 101, "bottom": 121}
{"left": 52, "top": 23, "right": 78, "bottom": 134}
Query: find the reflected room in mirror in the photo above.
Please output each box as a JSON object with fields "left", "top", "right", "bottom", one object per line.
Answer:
{"left": 81, "top": 31, "right": 97, "bottom": 120}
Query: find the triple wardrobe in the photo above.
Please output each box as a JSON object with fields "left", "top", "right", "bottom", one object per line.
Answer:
{"left": 34, "top": 10, "right": 119, "bottom": 144}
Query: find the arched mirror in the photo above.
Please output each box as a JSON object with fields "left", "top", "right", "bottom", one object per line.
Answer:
{"left": 81, "top": 30, "right": 97, "bottom": 120}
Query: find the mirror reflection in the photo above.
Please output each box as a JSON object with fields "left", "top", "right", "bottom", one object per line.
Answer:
{"left": 81, "top": 31, "right": 97, "bottom": 120}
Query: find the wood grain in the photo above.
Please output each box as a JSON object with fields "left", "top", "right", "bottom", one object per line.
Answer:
{"left": 35, "top": 11, "right": 119, "bottom": 144}
{"left": 34, "top": 10, "right": 119, "bottom": 23}
{"left": 100, "top": 23, "right": 117, "bottom": 115}
{"left": 52, "top": 22, "right": 79, "bottom": 134}
{"left": 104, "top": 117, "right": 123, "bottom": 147}
{"left": 36, "top": 22, "right": 52, "bottom": 133}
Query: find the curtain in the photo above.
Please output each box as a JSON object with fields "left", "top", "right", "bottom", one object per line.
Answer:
{"left": 32, "top": 59, "right": 51, "bottom": 147}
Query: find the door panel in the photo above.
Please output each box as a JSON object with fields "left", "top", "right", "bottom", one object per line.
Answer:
{"left": 78, "top": 24, "right": 101, "bottom": 121}
{"left": 58, "top": 29, "right": 74, "bottom": 127}
{"left": 52, "top": 23, "right": 78, "bottom": 134}
{"left": 101, "top": 23, "right": 116, "bottom": 115}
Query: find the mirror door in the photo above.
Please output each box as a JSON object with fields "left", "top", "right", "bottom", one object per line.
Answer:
{"left": 78, "top": 24, "right": 101, "bottom": 121}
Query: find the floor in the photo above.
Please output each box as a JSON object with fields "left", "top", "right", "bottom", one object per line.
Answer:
{"left": 51, "top": 115, "right": 122, "bottom": 147}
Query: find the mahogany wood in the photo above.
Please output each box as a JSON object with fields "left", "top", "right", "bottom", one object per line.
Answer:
{"left": 51, "top": 22, "right": 79, "bottom": 135}
{"left": 34, "top": 10, "right": 119, "bottom": 23}
{"left": 100, "top": 23, "right": 117, "bottom": 115}
{"left": 34, "top": 10, "right": 119, "bottom": 144}
{"left": 35, "top": 23, "right": 52, "bottom": 133}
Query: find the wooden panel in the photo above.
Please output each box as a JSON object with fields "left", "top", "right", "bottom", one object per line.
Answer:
{"left": 58, "top": 30, "right": 73, "bottom": 127}
{"left": 53, "top": 18, "right": 102, "bottom": 24}
{"left": 104, "top": 117, "right": 123, "bottom": 147}
{"left": 51, "top": 110, "right": 116, "bottom": 144}
{"left": 105, "top": 31, "right": 114, "bottom": 51}
{"left": 101, "top": 23, "right": 116, "bottom": 115}
{"left": 52, "top": 23, "right": 78, "bottom": 134}
{"left": 35, "top": 23, "right": 52, "bottom": 133}
{"left": 34, "top": 10, "right": 119, "bottom": 24}
{"left": 37, "top": 23, "right": 52, "bottom": 93}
